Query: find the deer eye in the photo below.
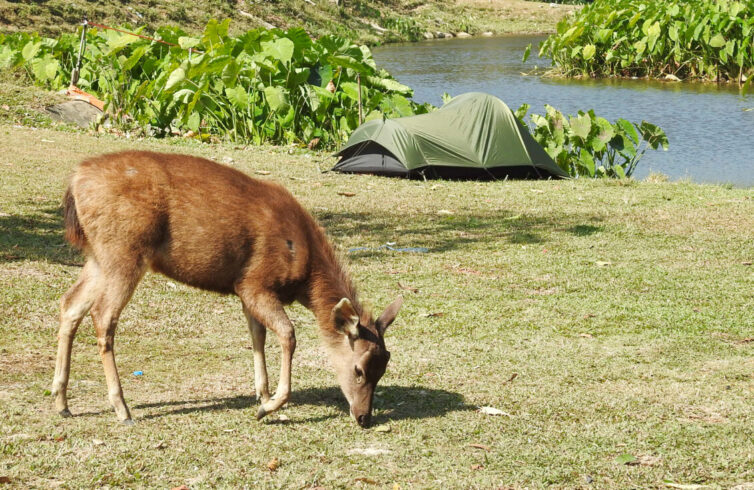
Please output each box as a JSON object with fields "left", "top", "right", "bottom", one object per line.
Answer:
{"left": 354, "top": 366, "right": 364, "bottom": 383}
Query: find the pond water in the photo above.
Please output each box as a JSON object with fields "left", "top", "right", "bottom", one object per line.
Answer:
{"left": 373, "top": 36, "right": 754, "bottom": 187}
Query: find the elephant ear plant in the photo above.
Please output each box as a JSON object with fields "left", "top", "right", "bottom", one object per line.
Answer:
{"left": 0, "top": 20, "right": 432, "bottom": 148}
{"left": 515, "top": 103, "right": 668, "bottom": 178}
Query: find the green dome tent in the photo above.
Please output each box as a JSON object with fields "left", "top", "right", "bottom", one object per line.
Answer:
{"left": 333, "top": 92, "right": 568, "bottom": 179}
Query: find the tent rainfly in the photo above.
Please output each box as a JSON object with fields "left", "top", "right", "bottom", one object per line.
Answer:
{"left": 333, "top": 92, "right": 568, "bottom": 179}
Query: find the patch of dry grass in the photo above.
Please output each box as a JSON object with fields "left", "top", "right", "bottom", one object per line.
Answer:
{"left": 0, "top": 120, "right": 753, "bottom": 488}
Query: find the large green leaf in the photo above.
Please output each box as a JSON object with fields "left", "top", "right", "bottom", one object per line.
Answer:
{"left": 616, "top": 118, "right": 639, "bottom": 144}
{"left": 21, "top": 41, "right": 41, "bottom": 61}
{"left": 582, "top": 44, "right": 596, "bottom": 61}
{"left": 30, "top": 55, "right": 59, "bottom": 82}
{"left": 264, "top": 85, "right": 290, "bottom": 112}
{"left": 579, "top": 149, "right": 596, "bottom": 177}
{"left": 365, "top": 76, "right": 412, "bottom": 95}
{"left": 165, "top": 66, "right": 186, "bottom": 91}
{"left": 709, "top": 33, "right": 726, "bottom": 48}
{"left": 0, "top": 45, "right": 14, "bottom": 68}
{"left": 123, "top": 46, "right": 147, "bottom": 71}
{"left": 570, "top": 113, "right": 592, "bottom": 139}
{"left": 225, "top": 85, "right": 249, "bottom": 109}
{"left": 178, "top": 37, "right": 201, "bottom": 50}
{"left": 262, "top": 38, "right": 295, "bottom": 64}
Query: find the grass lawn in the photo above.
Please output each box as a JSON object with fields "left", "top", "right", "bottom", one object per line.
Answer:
{"left": 0, "top": 120, "right": 752, "bottom": 488}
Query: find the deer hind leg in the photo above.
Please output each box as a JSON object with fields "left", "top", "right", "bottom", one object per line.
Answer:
{"left": 238, "top": 292, "right": 296, "bottom": 420}
{"left": 243, "top": 309, "right": 270, "bottom": 404}
{"left": 53, "top": 258, "right": 101, "bottom": 416}
{"left": 89, "top": 261, "right": 145, "bottom": 424}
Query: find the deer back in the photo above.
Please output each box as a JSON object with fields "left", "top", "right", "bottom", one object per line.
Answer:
{"left": 68, "top": 151, "right": 316, "bottom": 297}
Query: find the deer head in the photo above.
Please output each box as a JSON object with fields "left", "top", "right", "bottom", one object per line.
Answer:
{"left": 331, "top": 296, "right": 403, "bottom": 428}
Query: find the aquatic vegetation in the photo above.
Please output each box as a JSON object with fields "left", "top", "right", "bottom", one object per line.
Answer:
{"left": 0, "top": 20, "right": 430, "bottom": 147}
{"left": 515, "top": 104, "right": 668, "bottom": 178}
{"left": 538, "top": 0, "right": 754, "bottom": 88}
{"left": 0, "top": 20, "right": 668, "bottom": 178}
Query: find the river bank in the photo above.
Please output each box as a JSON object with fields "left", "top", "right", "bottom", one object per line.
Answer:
{"left": 0, "top": 0, "right": 578, "bottom": 44}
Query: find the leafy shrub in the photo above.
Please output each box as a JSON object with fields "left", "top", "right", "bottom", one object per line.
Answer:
{"left": 538, "top": 0, "right": 754, "bottom": 88}
{"left": 0, "top": 20, "right": 431, "bottom": 147}
{"left": 515, "top": 104, "right": 668, "bottom": 178}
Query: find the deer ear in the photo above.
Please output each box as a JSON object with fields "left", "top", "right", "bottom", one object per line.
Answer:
{"left": 332, "top": 298, "right": 359, "bottom": 340}
{"left": 376, "top": 296, "right": 403, "bottom": 335}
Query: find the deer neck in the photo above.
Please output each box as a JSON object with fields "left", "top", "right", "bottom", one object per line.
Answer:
{"left": 306, "top": 250, "right": 360, "bottom": 338}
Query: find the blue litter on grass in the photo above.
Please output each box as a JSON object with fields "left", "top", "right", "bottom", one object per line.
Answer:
{"left": 133, "top": 371, "right": 143, "bottom": 376}
{"left": 348, "top": 243, "right": 429, "bottom": 254}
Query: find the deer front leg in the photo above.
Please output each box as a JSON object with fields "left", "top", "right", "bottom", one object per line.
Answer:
{"left": 238, "top": 291, "right": 296, "bottom": 420}
{"left": 257, "top": 311, "right": 295, "bottom": 420}
{"left": 243, "top": 309, "right": 270, "bottom": 404}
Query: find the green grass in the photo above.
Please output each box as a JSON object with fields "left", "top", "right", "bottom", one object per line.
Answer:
{"left": 1, "top": 101, "right": 753, "bottom": 487}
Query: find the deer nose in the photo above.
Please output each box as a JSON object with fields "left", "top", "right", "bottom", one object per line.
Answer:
{"left": 356, "top": 413, "right": 371, "bottom": 428}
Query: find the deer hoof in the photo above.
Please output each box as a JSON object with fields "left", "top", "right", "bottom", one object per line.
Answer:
{"left": 58, "top": 409, "right": 72, "bottom": 418}
{"left": 256, "top": 406, "right": 267, "bottom": 420}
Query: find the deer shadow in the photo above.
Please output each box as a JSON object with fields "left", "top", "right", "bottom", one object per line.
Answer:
{"left": 0, "top": 205, "right": 81, "bottom": 265}
{"left": 130, "top": 384, "right": 471, "bottom": 425}
{"left": 316, "top": 209, "right": 605, "bottom": 256}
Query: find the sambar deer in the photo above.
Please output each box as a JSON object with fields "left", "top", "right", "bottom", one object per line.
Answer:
{"left": 53, "top": 151, "right": 402, "bottom": 427}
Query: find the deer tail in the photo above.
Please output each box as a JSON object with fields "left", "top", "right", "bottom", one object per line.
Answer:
{"left": 63, "top": 186, "right": 87, "bottom": 250}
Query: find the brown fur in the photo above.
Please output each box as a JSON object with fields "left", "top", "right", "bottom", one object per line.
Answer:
{"left": 53, "top": 151, "right": 401, "bottom": 427}
{"left": 63, "top": 187, "right": 86, "bottom": 249}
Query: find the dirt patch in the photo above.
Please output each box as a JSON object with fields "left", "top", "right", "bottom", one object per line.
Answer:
{"left": 455, "top": 0, "right": 579, "bottom": 24}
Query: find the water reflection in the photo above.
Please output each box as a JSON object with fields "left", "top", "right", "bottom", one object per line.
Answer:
{"left": 374, "top": 35, "right": 754, "bottom": 186}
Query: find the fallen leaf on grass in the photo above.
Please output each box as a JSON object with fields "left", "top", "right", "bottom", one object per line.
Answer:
{"left": 277, "top": 414, "right": 290, "bottom": 422}
{"left": 171, "top": 486, "right": 189, "bottom": 490}
{"left": 468, "top": 443, "right": 491, "bottom": 451}
{"left": 471, "top": 464, "right": 484, "bottom": 470}
{"left": 337, "top": 191, "right": 356, "bottom": 197}
{"left": 0, "top": 476, "right": 11, "bottom": 484}
{"left": 254, "top": 170, "right": 271, "bottom": 175}
{"left": 530, "top": 189, "right": 544, "bottom": 194}
{"left": 419, "top": 312, "right": 444, "bottom": 318}
{"left": 737, "top": 338, "right": 754, "bottom": 344}
{"left": 437, "top": 209, "right": 454, "bottom": 215}
{"left": 615, "top": 453, "right": 637, "bottom": 465}
{"left": 503, "top": 372, "right": 518, "bottom": 384}
{"left": 595, "top": 261, "right": 612, "bottom": 267}
{"left": 153, "top": 441, "right": 166, "bottom": 449}
{"left": 579, "top": 333, "right": 593, "bottom": 338}
{"left": 478, "top": 406, "right": 512, "bottom": 417}
{"left": 92, "top": 439, "right": 105, "bottom": 446}
{"left": 267, "top": 457, "right": 280, "bottom": 472}
{"left": 355, "top": 477, "right": 378, "bottom": 485}
{"left": 398, "top": 282, "right": 419, "bottom": 294}
{"left": 743, "top": 261, "right": 752, "bottom": 266}
{"left": 374, "top": 424, "right": 391, "bottom": 433}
